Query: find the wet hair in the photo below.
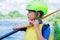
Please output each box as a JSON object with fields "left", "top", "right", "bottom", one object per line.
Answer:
{"left": 28, "top": 10, "right": 44, "bottom": 18}
{"left": 28, "top": 10, "right": 35, "bottom": 12}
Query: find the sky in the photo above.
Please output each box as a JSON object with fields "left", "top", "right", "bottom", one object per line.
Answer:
{"left": 0, "top": 0, "right": 60, "bottom": 15}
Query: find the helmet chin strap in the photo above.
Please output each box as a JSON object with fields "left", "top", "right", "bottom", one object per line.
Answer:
{"left": 36, "top": 11, "right": 38, "bottom": 20}
{"left": 36, "top": 11, "right": 42, "bottom": 21}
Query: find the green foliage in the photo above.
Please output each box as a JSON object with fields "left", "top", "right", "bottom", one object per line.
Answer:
{"left": 0, "top": 13, "right": 5, "bottom": 19}
{"left": 0, "top": 11, "right": 27, "bottom": 19}
{"left": 8, "top": 11, "right": 21, "bottom": 17}
{"left": 54, "top": 21, "right": 60, "bottom": 40}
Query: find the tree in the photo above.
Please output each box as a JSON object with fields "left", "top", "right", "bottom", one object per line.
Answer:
{"left": 8, "top": 10, "right": 27, "bottom": 19}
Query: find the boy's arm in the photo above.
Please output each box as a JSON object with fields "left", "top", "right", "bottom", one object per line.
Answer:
{"left": 34, "top": 24, "right": 47, "bottom": 40}
{"left": 32, "top": 20, "right": 47, "bottom": 40}
{"left": 13, "top": 24, "right": 29, "bottom": 30}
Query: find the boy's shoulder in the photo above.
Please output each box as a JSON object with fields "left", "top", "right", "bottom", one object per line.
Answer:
{"left": 39, "top": 20, "right": 50, "bottom": 30}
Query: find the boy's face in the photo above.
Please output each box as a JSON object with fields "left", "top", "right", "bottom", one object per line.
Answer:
{"left": 27, "top": 10, "right": 41, "bottom": 21}
{"left": 27, "top": 10, "right": 36, "bottom": 20}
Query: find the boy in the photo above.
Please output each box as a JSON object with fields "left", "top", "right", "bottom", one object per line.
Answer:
{"left": 13, "top": 0, "right": 50, "bottom": 40}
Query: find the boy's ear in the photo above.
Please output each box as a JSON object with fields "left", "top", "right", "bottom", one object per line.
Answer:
{"left": 38, "top": 13, "right": 41, "bottom": 17}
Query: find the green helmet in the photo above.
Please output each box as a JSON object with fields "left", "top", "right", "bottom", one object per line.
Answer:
{"left": 26, "top": 0, "right": 48, "bottom": 19}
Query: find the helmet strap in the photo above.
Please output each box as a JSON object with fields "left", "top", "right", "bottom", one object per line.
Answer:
{"left": 36, "top": 11, "right": 38, "bottom": 20}
{"left": 36, "top": 11, "right": 42, "bottom": 21}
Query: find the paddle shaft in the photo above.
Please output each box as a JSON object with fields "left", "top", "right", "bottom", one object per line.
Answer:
{"left": 0, "top": 9, "right": 60, "bottom": 40}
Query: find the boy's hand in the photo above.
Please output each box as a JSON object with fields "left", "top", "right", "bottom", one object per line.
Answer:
{"left": 29, "top": 20, "right": 39, "bottom": 28}
{"left": 33, "top": 20, "right": 39, "bottom": 25}
{"left": 33, "top": 20, "right": 39, "bottom": 28}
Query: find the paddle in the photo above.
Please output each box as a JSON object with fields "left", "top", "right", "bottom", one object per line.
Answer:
{"left": 0, "top": 9, "right": 60, "bottom": 40}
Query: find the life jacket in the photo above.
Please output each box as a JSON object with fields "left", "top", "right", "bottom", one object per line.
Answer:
{"left": 24, "top": 24, "right": 52, "bottom": 40}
